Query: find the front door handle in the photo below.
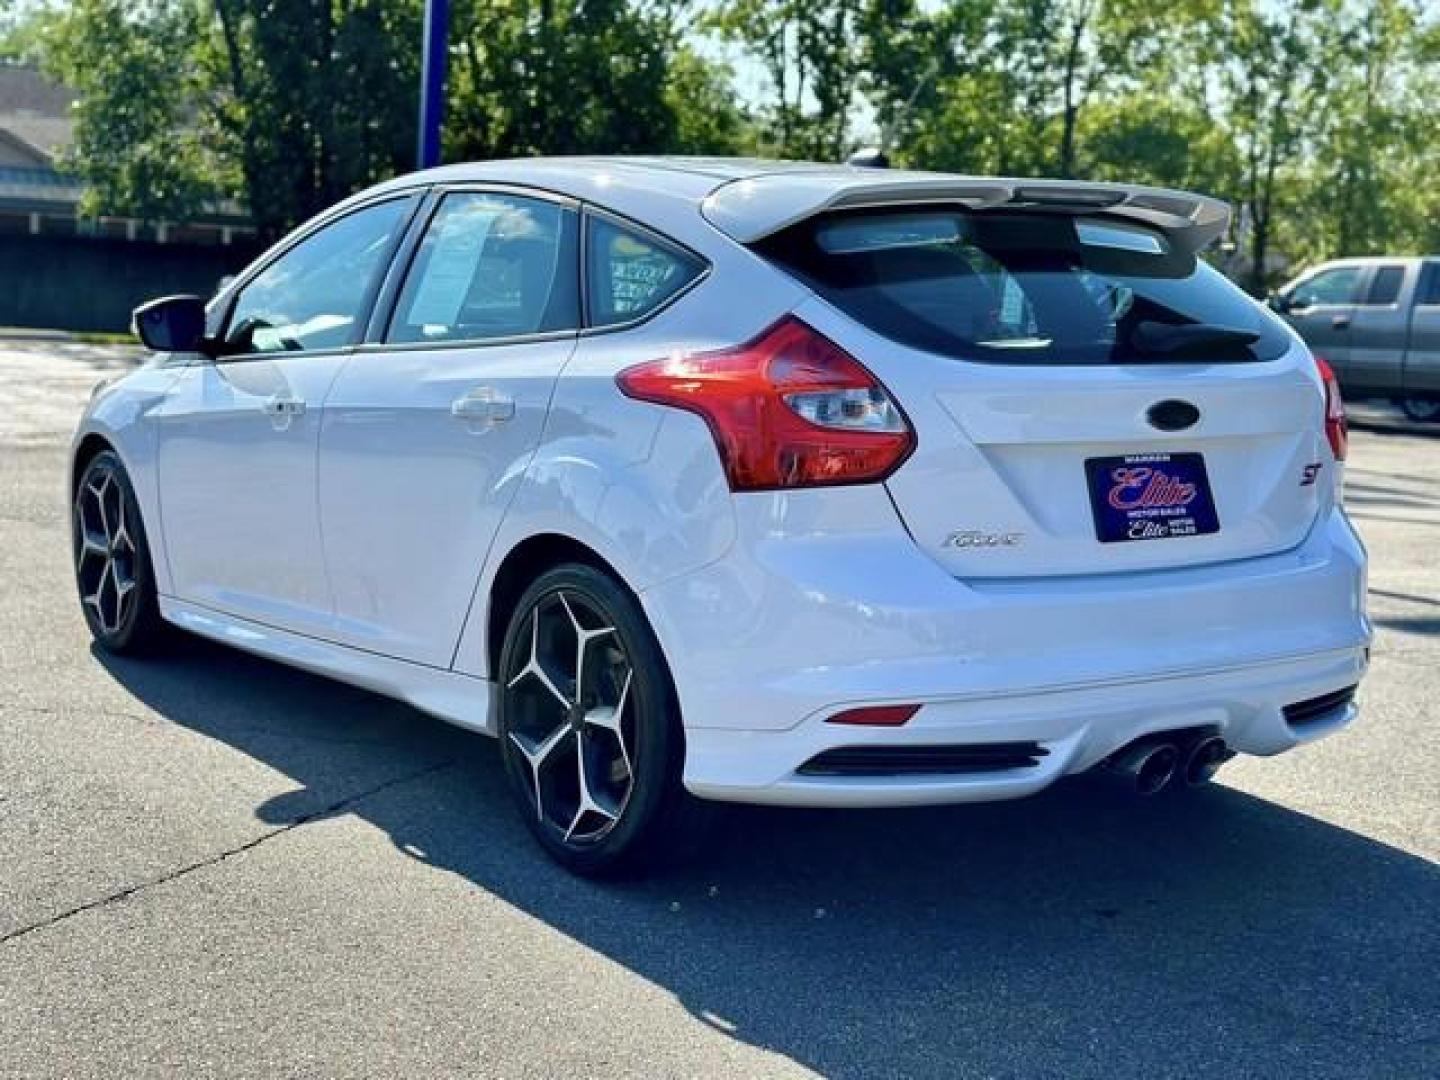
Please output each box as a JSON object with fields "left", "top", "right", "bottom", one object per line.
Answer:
{"left": 451, "top": 387, "right": 515, "bottom": 426}
{"left": 1332, "top": 315, "right": 1352, "bottom": 330}
{"left": 262, "top": 394, "right": 306, "bottom": 430}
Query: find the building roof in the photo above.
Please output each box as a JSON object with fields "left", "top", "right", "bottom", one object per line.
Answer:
{"left": 0, "top": 64, "right": 75, "bottom": 163}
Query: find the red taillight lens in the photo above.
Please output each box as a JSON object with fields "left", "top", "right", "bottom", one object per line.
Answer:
{"left": 617, "top": 316, "right": 915, "bottom": 491}
{"left": 1315, "top": 355, "right": 1348, "bottom": 461}
{"left": 826, "top": 704, "right": 920, "bottom": 726}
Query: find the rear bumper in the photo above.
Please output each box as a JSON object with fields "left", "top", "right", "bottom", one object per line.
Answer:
{"left": 682, "top": 647, "right": 1364, "bottom": 806}
{"left": 639, "top": 488, "right": 1370, "bottom": 807}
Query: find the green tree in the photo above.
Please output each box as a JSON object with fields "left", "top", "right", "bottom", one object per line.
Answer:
{"left": 43, "top": 0, "right": 221, "bottom": 225}
{"left": 1294, "top": 0, "right": 1428, "bottom": 263}
{"left": 707, "top": 0, "right": 864, "bottom": 159}
{"left": 1, "top": 1, "right": 59, "bottom": 62}
{"left": 446, "top": 0, "right": 680, "bottom": 160}
{"left": 1080, "top": 92, "right": 1241, "bottom": 195}
{"left": 663, "top": 47, "right": 755, "bottom": 155}
{"left": 205, "top": 0, "right": 421, "bottom": 238}
{"left": 1218, "top": 0, "right": 1342, "bottom": 292}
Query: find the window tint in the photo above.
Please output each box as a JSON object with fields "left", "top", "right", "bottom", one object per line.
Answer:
{"left": 757, "top": 209, "right": 1290, "bottom": 365}
{"left": 1291, "top": 266, "right": 1363, "bottom": 308}
{"left": 225, "top": 199, "right": 408, "bottom": 355}
{"left": 586, "top": 216, "right": 702, "bottom": 327}
{"left": 1364, "top": 265, "right": 1404, "bottom": 306}
{"left": 1420, "top": 266, "right": 1440, "bottom": 305}
{"left": 387, "top": 193, "right": 578, "bottom": 344}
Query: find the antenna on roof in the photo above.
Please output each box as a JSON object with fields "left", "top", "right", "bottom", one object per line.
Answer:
{"left": 846, "top": 148, "right": 890, "bottom": 169}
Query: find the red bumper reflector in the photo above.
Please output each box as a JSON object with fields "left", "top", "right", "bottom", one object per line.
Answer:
{"left": 826, "top": 704, "right": 921, "bottom": 726}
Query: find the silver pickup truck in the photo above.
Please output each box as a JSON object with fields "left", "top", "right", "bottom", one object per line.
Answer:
{"left": 1271, "top": 256, "right": 1440, "bottom": 420}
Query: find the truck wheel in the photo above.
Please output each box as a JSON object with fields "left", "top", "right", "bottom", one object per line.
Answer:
{"left": 1397, "top": 397, "right": 1440, "bottom": 422}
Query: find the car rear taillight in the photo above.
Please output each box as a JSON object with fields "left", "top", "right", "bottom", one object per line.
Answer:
{"left": 1315, "top": 355, "right": 1348, "bottom": 461}
{"left": 617, "top": 316, "right": 914, "bottom": 491}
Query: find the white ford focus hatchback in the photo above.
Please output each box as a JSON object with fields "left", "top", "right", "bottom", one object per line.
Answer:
{"left": 73, "top": 158, "right": 1370, "bottom": 874}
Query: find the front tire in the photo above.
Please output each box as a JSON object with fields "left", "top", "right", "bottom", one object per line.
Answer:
{"left": 496, "top": 562, "right": 699, "bottom": 876}
{"left": 72, "top": 450, "right": 167, "bottom": 654}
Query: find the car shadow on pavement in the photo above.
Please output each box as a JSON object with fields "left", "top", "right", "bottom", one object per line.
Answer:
{"left": 95, "top": 635, "right": 1440, "bottom": 1079}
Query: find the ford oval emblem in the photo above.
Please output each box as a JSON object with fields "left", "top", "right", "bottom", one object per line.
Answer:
{"left": 1146, "top": 399, "right": 1201, "bottom": 432}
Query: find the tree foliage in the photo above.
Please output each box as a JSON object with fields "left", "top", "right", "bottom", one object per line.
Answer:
{"left": 15, "top": 0, "right": 1440, "bottom": 283}
{"left": 447, "top": 0, "right": 666, "bottom": 159}
{"left": 42, "top": 0, "right": 219, "bottom": 224}
{"left": 28, "top": 0, "right": 745, "bottom": 236}
{"left": 706, "top": 0, "right": 864, "bottom": 159}
{"left": 202, "top": 0, "right": 422, "bottom": 238}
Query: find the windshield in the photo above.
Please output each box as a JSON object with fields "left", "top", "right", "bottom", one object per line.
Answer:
{"left": 755, "top": 209, "right": 1290, "bottom": 365}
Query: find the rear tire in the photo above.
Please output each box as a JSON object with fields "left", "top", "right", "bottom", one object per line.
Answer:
{"left": 71, "top": 450, "right": 168, "bottom": 654}
{"left": 495, "top": 562, "right": 706, "bottom": 876}
{"left": 1397, "top": 397, "right": 1440, "bottom": 422}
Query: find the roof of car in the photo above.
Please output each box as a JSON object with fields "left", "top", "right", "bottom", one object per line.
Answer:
{"left": 366, "top": 156, "right": 1233, "bottom": 253}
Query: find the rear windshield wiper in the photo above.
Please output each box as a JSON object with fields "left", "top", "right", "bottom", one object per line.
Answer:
{"left": 1130, "top": 320, "right": 1262, "bottom": 357}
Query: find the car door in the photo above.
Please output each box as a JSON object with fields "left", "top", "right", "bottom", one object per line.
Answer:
{"left": 1344, "top": 262, "right": 1409, "bottom": 394}
{"left": 1402, "top": 262, "right": 1440, "bottom": 397}
{"left": 154, "top": 196, "right": 416, "bottom": 637}
{"left": 317, "top": 188, "right": 581, "bottom": 666}
{"left": 1284, "top": 264, "right": 1365, "bottom": 384}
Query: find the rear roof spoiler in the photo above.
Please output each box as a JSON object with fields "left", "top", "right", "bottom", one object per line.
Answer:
{"left": 701, "top": 173, "right": 1231, "bottom": 255}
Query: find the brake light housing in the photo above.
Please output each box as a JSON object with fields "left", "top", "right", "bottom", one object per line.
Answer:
{"left": 826, "top": 704, "right": 921, "bottom": 726}
{"left": 1314, "top": 355, "right": 1348, "bottom": 461}
{"left": 617, "top": 316, "right": 915, "bottom": 491}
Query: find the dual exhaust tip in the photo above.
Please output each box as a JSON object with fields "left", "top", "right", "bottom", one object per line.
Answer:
{"left": 1105, "top": 733, "right": 1232, "bottom": 795}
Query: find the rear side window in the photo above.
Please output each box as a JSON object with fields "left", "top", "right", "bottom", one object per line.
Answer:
{"left": 1421, "top": 266, "right": 1440, "bottom": 306}
{"left": 756, "top": 209, "right": 1291, "bottom": 364}
{"left": 586, "top": 215, "right": 702, "bottom": 327}
{"left": 387, "top": 192, "right": 579, "bottom": 344}
{"left": 1363, "top": 265, "right": 1404, "bottom": 306}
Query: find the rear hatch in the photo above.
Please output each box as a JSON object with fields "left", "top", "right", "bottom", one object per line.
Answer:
{"left": 757, "top": 204, "right": 1330, "bottom": 578}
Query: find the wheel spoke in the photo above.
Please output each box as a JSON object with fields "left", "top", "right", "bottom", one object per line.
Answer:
{"left": 506, "top": 609, "right": 574, "bottom": 710}
{"left": 113, "top": 574, "right": 135, "bottom": 627}
{"left": 565, "top": 730, "right": 621, "bottom": 841}
{"left": 75, "top": 507, "right": 107, "bottom": 561}
{"left": 93, "top": 474, "right": 113, "bottom": 539}
{"left": 85, "top": 560, "right": 117, "bottom": 633}
{"left": 110, "top": 494, "right": 134, "bottom": 555}
{"left": 560, "top": 591, "right": 616, "bottom": 706}
{"left": 79, "top": 534, "right": 108, "bottom": 560}
{"left": 584, "top": 668, "right": 633, "bottom": 777}
{"left": 509, "top": 722, "right": 575, "bottom": 823}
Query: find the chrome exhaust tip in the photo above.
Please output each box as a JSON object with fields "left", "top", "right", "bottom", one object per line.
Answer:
{"left": 1107, "top": 740, "right": 1180, "bottom": 796}
{"left": 1183, "top": 735, "right": 1231, "bottom": 786}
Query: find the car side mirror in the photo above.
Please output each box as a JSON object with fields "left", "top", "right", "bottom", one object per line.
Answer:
{"left": 132, "top": 294, "right": 209, "bottom": 353}
{"left": 1268, "top": 292, "right": 1293, "bottom": 313}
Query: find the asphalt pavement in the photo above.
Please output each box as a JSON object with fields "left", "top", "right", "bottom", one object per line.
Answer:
{"left": 0, "top": 341, "right": 1436, "bottom": 1079}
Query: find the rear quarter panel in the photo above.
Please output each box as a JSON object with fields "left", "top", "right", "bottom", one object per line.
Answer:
{"left": 451, "top": 240, "right": 810, "bottom": 679}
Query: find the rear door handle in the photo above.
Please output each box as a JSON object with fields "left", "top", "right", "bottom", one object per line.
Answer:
{"left": 451, "top": 386, "right": 515, "bottom": 425}
{"left": 1332, "top": 315, "right": 1352, "bottom": 330}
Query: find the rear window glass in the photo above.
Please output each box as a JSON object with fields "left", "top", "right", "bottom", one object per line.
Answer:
{"left": 1421, "top": 266, "right": 1440, "bottom": 305}
{"left": 756, "top": 209, "right": 1291, "bottom": 364}
{"left": 1364, "top": 265, "right": 1404, "bottom": 306}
